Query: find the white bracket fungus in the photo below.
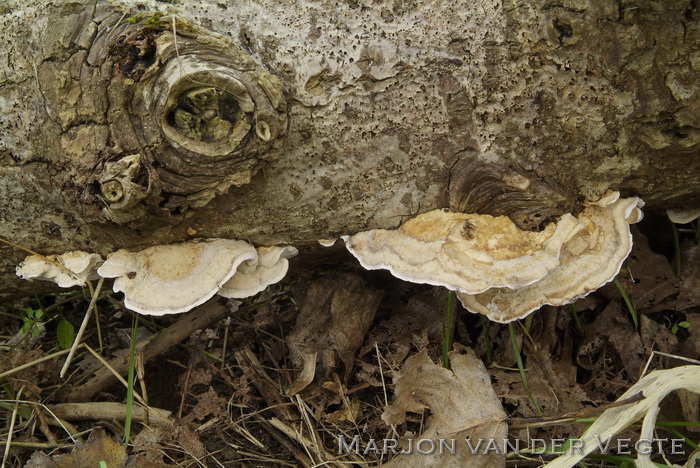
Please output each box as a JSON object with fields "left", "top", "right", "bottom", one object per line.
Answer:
{"left": 218, "top": 245, "right": 298, "bottom": 298}
{"left": 16, "top": 239, "right": 299, "bottom": 316}
{"left": 16, "top": 251, "right": 103, "bottom": 288}
{"left": 457, "top": 195, "right": 644, "bottom": 322}
{"left": 342, "top": 208, "right": 583, "bottom": 294}
{"left": 343, "top": 191, "right": 644, "bottom": 323}
{"left": 667, "top": 207, "right": 700, "bottom": 224}
{"left": 97, "top": 239, "right": 257, "bottom": 316}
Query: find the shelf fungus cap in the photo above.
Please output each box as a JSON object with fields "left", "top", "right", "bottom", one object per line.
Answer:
{"left": 457, "top": 194, "right": 644, "bottom": 323}
{"left": 16, "top": 251, "right": 103, "bottom": 288}
{"left": 218, "top": 245, "right": 298, "bottom": 298}
{"left": 342, "top": 209, "right": 583, "bottom": 294}
{"left": 317, "top": 238, "right": 337, "bottom": 247}
{"left": 667, "top": 207, "right": 700, "bottom": 224}
{"left": 97, "top": 239, "right": 257, "bottom": 315}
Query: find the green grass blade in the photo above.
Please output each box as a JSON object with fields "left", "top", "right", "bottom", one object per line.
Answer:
{"left": 124, "top": 314, "right": 139, "bottom": 446}
{"left": 570, "top": 304, "right": 584, "bottom": 334}
{"left": 614, "top": 278, "right": 638, "bottom": 331}
{"left": 508, "top": 322, "right": 542, "bottom": 416}
{"left": 664, "top": 426, "right": 699, "bottom": 451}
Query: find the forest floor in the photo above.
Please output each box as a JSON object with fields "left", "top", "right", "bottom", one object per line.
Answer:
{"left": 1, "top": 212, "right": 699, "bottom": 468}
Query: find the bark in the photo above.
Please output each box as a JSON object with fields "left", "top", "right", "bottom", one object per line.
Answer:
{"left": 1, "top": 0, "right": 699, "bottom": 299}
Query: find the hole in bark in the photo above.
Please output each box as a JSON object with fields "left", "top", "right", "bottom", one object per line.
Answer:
{"left": 686, "top": 0, "right": 698, "bottom": 20}
{"left": 166, "top": 87, "right": 241, "bottom": 143}
{"left": 111, "top": 31, "right": 158, "bottom": 82}
{"left": 553, "top": 18, "right": 573, "bottom": 40}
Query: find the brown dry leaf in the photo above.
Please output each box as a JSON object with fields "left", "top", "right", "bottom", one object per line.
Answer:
{"left": 191, "top": 387, "right": 226, "bottom": 421}
{"left": 678, "top": 388, "right": 700, "bottom": 434}
{"left": 359, "top": 287, "right": 446, "bottom": 363}
{"left": 489, "top": 368, "right": 561, "bottom": 418}
{"left": 601, "top": 228, "right": 679, "bottom": 313}
{"left": 528, "top": 355, "right": 593, "bottom": 430}
{"left": 676, "top": 309, "right": 700, "bottom": 363}
{"left": 25, "top": 427, "right": 126, "bottom": 468}
{"left": 355, "top": 359, "right": 384, "bottom": 387}
{"left": 289, "top": 274, "right": 383, "bottom": 379}
{"left": 126, "top": 457, "right": 175, "bottom": 468}
{"left": 325, "top": 396, "right": 361, "bottom": 423}
{"left": 678, "top": 240, "right": 700, "bottom": 310}
{"left": 639, "top": 314, "right": 678, "bottom": 356}
{"left": 166, "top": 421, "right": 206, "bottom": 459}
{"left": 286, "top": 351, "right": 317, "bottom": 397}
{"left": 379, "top": 348, "right": 506, "bottom": 468}
{"left": 516, "top": 311, "right": 599, "bottom": 434}
{"left": 187, "top": 367, "right": 213, "bottom": 387}
{"left": 131, "top": 426, "right": 168, "bottom": 465}
{"left": 578, "top": 302, "right": 645, "bottom": 381}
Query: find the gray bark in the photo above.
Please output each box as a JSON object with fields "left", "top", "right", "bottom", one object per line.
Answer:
{"left": 1, "top": 0, "right": 699, "bottom": 299}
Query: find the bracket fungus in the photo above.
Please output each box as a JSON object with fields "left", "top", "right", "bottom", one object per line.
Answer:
{"left": 218, "top": 245, "right": 298, "bottom": 299}
{"left": 15, "top": 239, "right": 299, "bottom": 316}
{"left": 667, "top": 207, "right": 700, "bottom": 224}
{"left": 343, "top": 186, "right": 644, "bottom": 323}
{"left": 342, "top": 209, "right": 583, "bottom": 294}
{"left": 96, "top": 239, "right": 257, "bottom": 316}
{"left": 16, "top": 251, "right": 103, "bottom": 288}
{"left": 456, "top": 195, "right": 644, "bottom": 322}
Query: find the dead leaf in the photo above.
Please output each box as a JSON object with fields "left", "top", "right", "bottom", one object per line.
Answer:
{"left": 674, "top": 310, "right": 700, "bottom": 366}
{"left": 601, "top": 228, "right": 679, "bottom": 313}
{"left": 359, "top": 286, "right": 446, "bottom": 364}
{"left": 639, "top": 314, "right": 678, "bottom": 356}
{"left": 289, "top": 274, "right": 383, "bottom": 381}
{"left": 489, "top": 368, "right": 561, "bottom": 419}
{"left": 325, "top": 395, "right": 361, "bottom": 423}
{"left": 378, "top": 348, "right": 507, "bottom": 468}
{"left": 678, "top": 240, "right": 700, "bottom": 310}
{"left": 25, "top": 427, "right": 126, "bottom": 468}
{"left": 286, "top": 351, "right": 317, "bottom": 397}
{"left": 190, "top": 387, "right": 226, "bottom": 421}
{"left": 578, "top": 302, "right": 645, "bottom": 382}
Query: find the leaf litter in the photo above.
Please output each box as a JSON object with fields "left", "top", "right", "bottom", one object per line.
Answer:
{"left": 1, "top": 217, "right": 699, "bottom": 467}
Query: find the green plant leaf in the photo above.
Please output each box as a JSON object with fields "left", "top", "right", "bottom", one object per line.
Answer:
{"left": 57, "top": 319, "right": 75, "bottom": 349}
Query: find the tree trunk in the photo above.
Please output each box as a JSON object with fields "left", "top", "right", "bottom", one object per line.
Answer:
{"left": 1, "top": 0, "right": 699, "bottom": 299}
